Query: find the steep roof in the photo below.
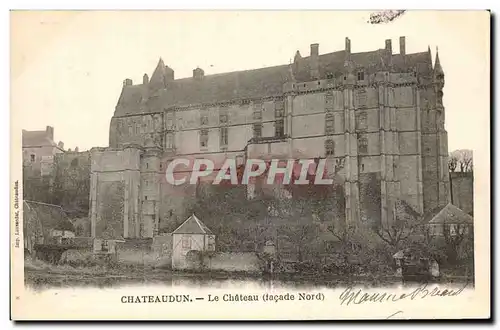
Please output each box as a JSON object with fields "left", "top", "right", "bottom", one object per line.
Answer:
{"left": 23, "top": 201, "right": 75, "bottom": 240}
{"left": 172, "top": 214, "right": 213, "bottom": 235}
{"left": 114, "top": 46, "right": 433, "bottom": 116}
{"left": 22, "top": 130, "right": 57, "bottom": 148}
{"left": 427, "top": 203, "right": 473, "bottom": 225}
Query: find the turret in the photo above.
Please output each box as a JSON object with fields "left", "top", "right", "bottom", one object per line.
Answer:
{"left": 433, "top": 47, "right": 445, "bottom": 109}
{"left": 433, "top": 48, "right": 444, "bottom": 80}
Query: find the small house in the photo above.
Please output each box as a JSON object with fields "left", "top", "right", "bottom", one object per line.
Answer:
{"left": 426, "top": 203, "right": 473, "bottom": 237}
{"left": 23, "top": 200, "right": 75, "bottom": 255}
{"left": 171, "top": 214, "right": 215, "bottom": 270}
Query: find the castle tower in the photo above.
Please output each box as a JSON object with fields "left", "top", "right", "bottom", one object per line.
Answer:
{"left": 139, "top": 137, "right": 163, "bottom": 238}
{"left": 342, "top": 37, "right": 361, "bottom": 227}
{"left": 433, "top": 48, "right": 451, "bottom": 207}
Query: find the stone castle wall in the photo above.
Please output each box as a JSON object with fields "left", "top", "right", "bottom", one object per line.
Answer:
{"left": 93, "top": 37, "right": 450, "bottom": 240}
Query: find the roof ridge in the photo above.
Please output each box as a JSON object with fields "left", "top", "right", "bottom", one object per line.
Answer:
{"left": 172, "top": 63, "right": 290, "bottom": 82}
{"left": 192, "top": 214, "right": 207, "bottom": 234}
{"left": 24, "top": 200, "right": 64, "bottom": 209}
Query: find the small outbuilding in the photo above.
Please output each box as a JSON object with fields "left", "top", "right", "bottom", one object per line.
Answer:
{"left": 426, "top": 203, "right": 473, "bottom": 237}
{"left": 171, "top": 214, "right": 215, "bottom": 270}
{"left": 23, "top": 200, "right": 75, "bottom": 255}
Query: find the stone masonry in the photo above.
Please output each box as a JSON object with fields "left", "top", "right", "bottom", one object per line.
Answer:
{"left": 90, "top": 36, "right": 450, "bottom": 239}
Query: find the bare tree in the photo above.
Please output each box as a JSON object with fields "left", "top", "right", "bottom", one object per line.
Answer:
{"left": 375, "top": 199, "right": 422, "bottom": 250}
{"left": 449, "top": 149, "right": 473, "bottom": 173}
{"left": 441, "top": 223, "right": 473, "bottom": 265}
{"left": 278, "top": 223, "right": 317, "bottom": 262}
{"left": 448, "top": 156, "right": 458, "bottom": 172}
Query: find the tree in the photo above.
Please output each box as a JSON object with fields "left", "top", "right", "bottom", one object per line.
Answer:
{"left": 278, "top": 223, "right": 317, "bottom": 263}
{"left": 441, "top": 223, "right": 474, "bottom": 266}
{"left": 449, "top": 149, "right": 473, "bottom": 173}
{"left": 375, "top": 199, "right": 422, "bottom": 250}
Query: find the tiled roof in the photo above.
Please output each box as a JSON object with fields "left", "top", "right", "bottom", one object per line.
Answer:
{"left": 172, "top": 214, "right": 213, "bottom": 235}
{"left": 23, "top": 201, "right": 75, "bottom": 241}
{"left": 22, "top": 130, "right": 57, "bottom": 148}
{"left": 427, "top": 203, "right": 473, "bottom": 225}
{"left": 114, "top": 48, "right": 433, "bottom": 116}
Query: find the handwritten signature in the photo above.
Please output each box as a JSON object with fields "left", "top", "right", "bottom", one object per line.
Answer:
{"left": 339, "top": 282, "right": 469, "bottom": 307}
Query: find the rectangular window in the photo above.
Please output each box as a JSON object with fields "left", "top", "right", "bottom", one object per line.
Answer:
{"left": 358, "top": 136, "right": 368, "bottom": 154}
{"left": 200, "top": 115, "right": 208, "bottom": 126}
{"left": 166, "top": 133, "right": 174, "bottom": 149}
{"left": 253, "top": 102, "right": 263, "bottom": 119}
{"left": 253, "top": 110, "right": 262, "bottom": 120}
{"left": 200, "top": 129, "right": 208, "bottom": 148}
{"left": 325, "top": 139, "right": 335, "bottom": 156}
{"left": 220, "top": 127, "right": 228, "bottom": 146}
{"left": 325, "top": 114, "right": 335, "bottom": 135}
{"left": 135, "top": 125, "right": 140, "bottom": 134}
{"left": 357, "top": 71, "right": 365, "bottom": 81}
{"left": 356, "top": 89, "right": 367, "bottom": 108}
{"left": 356, "top": 112, "right": 368, "bottom": 131}
{"left": 275, "top": 119, "right": 285, "bottom": 137}
{"left": 166, "top": 112, "right": 174, "bottom": 129}
{"left": 182, "top": 236, "right": 191, "bottom": 249}
{"left": 219, "top": 114, "right": 228, "bottom": 124}
{"left": 325, "top": 92, "right": 334, "bottom": 111}
{"left": 30, "top": 154, "right": 35, "bottom": 162}
{"left": 253, "top": 123, "right": 262, "bottom": 138}
{"left": 275, "top": 101, "right": 285, "bottom": 118}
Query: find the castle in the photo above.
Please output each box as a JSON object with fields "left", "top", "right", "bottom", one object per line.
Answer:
{"left": 89, "top": 36, "right": 450, "bottom": 240}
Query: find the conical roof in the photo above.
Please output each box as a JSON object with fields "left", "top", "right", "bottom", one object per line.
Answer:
{"left": 434, "top": 48, "right": 444, "bottom": 75}
{"left": 172, "top": 214, "right": 214, "bottom": 235}
{"left": 150, "top": 57, "right": 166, "bottom": 86}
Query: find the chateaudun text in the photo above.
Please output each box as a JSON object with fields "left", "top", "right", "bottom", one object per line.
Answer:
{"left": 121, "top": 293, "right": 325, "bottom": 304}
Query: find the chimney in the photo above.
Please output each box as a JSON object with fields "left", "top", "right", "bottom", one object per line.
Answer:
{"left": 46, "top": 126, "right": 54, "bottom": 140}
{"left": 385, "top": 39, "right": 392, "bottom": 53}
{"left": 310, "top": 43, "right": 320, "bottom": 80}
{"left": 165, "top": 65, "right": 175, "bottom": 81}
{"left": 345, "top": 37, "right": 351, "bottom": 54}
{"left": 143, "top": 74, "right": 149, "bottom": 85}
{"left": 58, "top": 141, "right": 64, "bottom": 150}
{"left": 400, "top": 36, "right": 406, "bottom": 56}
{"left": 310, "top": 43, "right": 319, "bottom": 57}
{"left": 193, "top": 67, "right": 204, "bottom": 81}
{"left": 123, "top": 78, "right": 133, "bottom": 87}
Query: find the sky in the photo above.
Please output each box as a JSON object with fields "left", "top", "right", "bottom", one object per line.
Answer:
{"left": 11, "top": 10, "right": 490, "bottom": 152}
